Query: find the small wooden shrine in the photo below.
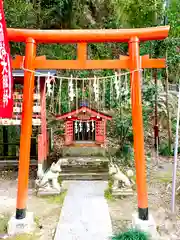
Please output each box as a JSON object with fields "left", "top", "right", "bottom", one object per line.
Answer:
{"left": 55, "top": 106, "right": 112, "bottom": 146}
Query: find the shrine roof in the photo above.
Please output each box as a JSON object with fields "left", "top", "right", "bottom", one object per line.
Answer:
{"left": 55, "top": 106, "right": 112, "bottom": 120}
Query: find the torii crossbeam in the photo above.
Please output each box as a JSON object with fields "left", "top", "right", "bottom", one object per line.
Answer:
{"left": 8, "top": 26, "right": 170, "bottom": 222}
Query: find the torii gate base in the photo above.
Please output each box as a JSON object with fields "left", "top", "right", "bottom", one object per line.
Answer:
{"left": 7, "top": 26, "right": 169, "bottom": 237}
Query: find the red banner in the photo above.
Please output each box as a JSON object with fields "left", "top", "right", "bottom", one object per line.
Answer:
{"left": 0, "top": 0, "right": 13, "bottom": 118}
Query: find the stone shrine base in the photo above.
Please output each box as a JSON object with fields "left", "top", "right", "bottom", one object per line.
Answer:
{"left": 132, "top": 213, "right": 158, "bottom": 240}
{"left": 8, "top": 212, "right": 35, "bottom": 236}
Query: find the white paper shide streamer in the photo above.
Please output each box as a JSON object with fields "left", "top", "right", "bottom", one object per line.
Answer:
{"left": 93, "top": 76, "right": 99, "bottom": 102}
{"left": 79, "top": 121, "right": 82, "bottom": 132}
{"left": 114, "top": 72, "right": 120, "bottom": 100}
{"left": 75, "top": 121, "right": 78, "bottom": 134}
{"left": 92, "top": 121, "right": 95, "bottom": 132}
{"left": 46, "top": 72, "right": 53, "bottom": 96}
{"left": 86, "top": 121, "right": 90, "bottom": 132}
{"left": 68, "top": 75, "right": 75, "bottom": 102}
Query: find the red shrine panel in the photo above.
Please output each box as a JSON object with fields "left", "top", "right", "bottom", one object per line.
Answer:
{"left": 95, "top": 120, "right": 105, "bottom": 144}
{"left": 0, "top": 88, "right": 41, "bottom": 126}
{"left": 65, "top": 120, "right": 73, "bottom": 145}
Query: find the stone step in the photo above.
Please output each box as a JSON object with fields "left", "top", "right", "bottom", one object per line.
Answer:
{"left": 62, "top": 147, "right": 106, "bottom": 157}
{"left": 58, "top": 156, "right": 109, "bottom": 180}
{"left": 60, "top": 156, "right": 109, "bottom": 164}
{"left": 62, "top": 168, "right": 108, "bottom": 173}
{"left": 59, "top": 172, "right": 109, "bottom": 181}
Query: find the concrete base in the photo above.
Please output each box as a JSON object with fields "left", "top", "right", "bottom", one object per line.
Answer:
{"left": 132, "top": 213, "right": 159, "bottom": 239}
{"left": 8, "top": 212, "right": 35, "bottom": 236}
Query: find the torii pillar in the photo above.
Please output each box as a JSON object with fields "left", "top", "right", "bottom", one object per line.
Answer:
{"left": 129, "top": 37, "right": 148, "bottom": 220}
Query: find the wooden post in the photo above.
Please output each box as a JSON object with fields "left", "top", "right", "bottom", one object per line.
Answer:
{"left": 129, "top": 37, "right": 148, "bottom": 220}
{"left": 40, "top": 79, "right": 47, "bottom": 163}
{"left": 16, "top": 38, "right": 36, "bottom": 220}
{"left": 153, "top": 69, "right": 159, "bottom": 150}
{"left": 3, "top": 126, "right": 8, "bottom": 156}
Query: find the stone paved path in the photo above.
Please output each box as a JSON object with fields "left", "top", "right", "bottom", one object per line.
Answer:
{"left": 54, "top": 181, "right": 112, "bottom": 240}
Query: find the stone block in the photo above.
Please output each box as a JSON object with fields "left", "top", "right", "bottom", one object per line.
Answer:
{"left": 8, "top": 212, "right": 35, "bottom": 236}
{"left": 37, "top": 189, "right": 61, "bottom": 196}
{"left": 112, "top": 188, "right": 133, "bottom": 196}
{"left": 132, "top": 212, "right": 159, "bottom": 240}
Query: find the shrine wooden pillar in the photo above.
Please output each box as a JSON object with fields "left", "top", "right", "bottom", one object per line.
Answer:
{"left": 16, "top": 38, "right": 36, "bottom": 219}
{"left": 129, "top": 37, "right": 148, "bottom": 220}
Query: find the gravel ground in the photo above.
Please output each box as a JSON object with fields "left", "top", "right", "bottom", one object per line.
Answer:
{"left": 0, "top": 169, "right": 62, "bottom": 240}
{"left": 1, "top": 154, "right": 180, "bottom": 240}
{"left": 108, "top": 154, "right": 180, "bottom": 240}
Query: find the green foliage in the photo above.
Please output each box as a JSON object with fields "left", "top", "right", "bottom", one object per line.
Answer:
{"left": 40, "top": 190, "right": 67, "bottom": 204}
{"left": 104, "top": 187, "right": 113, "bottom": 201}
{"left": 104, "top": 178, "right": 114, "bottom": 201}
{"left": 108, "top": 104, "right": 134, "bottom": 166}
{"left": 112, "top": 230, "right": 149, "bottom": 240}
{"left": 0, "top": 214, "right": 9, "bottom": 234}
{"left": 111, "top": 0, "right": 164, "bottom": 27}
{"left": 167, "top": 0, "right": 180, "bottom": 37}
{"left": 4, "top": 0, "right": 36, "bottom": 55}
{"left": 159, "top": 141, "right": 173, "bottom": 156}
{"left": 159, "top": 140, "right": 180, "bottom": 157}
{"left": 4, "top": 0, "right": 36, "bottom": 28}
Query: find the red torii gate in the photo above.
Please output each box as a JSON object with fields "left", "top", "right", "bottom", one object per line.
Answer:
{"left": 8, "top": 26, "right": 170, "bottom": 221}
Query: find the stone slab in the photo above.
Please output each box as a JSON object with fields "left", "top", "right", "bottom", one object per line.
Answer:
{"left": 54, "top": 181, "right": 112, "bottom": 240}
